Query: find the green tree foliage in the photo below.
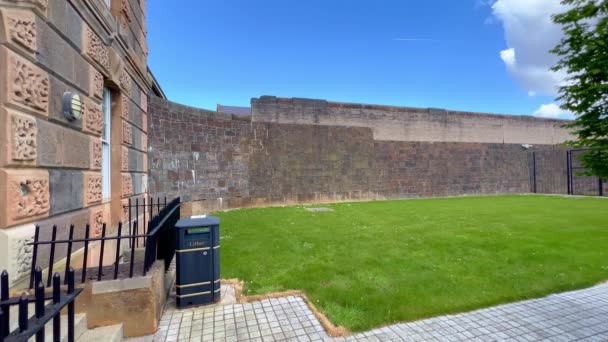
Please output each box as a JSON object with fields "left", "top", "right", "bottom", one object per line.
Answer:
{"left": 552, "top": 0, "right": 608, "bottom": 179}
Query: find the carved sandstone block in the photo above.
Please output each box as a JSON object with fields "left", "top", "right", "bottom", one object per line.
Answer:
{"left": 121, "top": 95, "right": 129, "bottom": 119}
{"left": 141, "top": 133, "right": 147, "bottom": 152}
{"left": 140, "top": 93, "right": 147, "bottom": 113}
{"left": 121, "top": 0, "right": 131, "bottom": 31}
{"left": 89, "top": 66, "right": 104, "bottom": 100}
{"left": 89, "top": 205, "right": 109, "bottom": 238}
{"left": 141, "top": 174, "right": 148, "bottom": 194}
{"left": 0, "top": 47, "right": 49, "bottom": 115}
{"left": 83, "top": 97, "right": 103, "bottom": 136}
{"left": 90, "top": 138, "right": 102, "bottom": 170}
{"left": 141, "top": 114, "right": 147, "bottom": 133}
{"left": 142, "top": 153, "right": 148, "bottom": 173}
{"left": 82, "top": 25, "right": 109, "bottom": 71}
{"left": 122, "top": 121, "right": 132, "bottom": 145}
{"left": 10, "top": 110, "right": 36, "bottom": 162}
{"left": 122, "top": 146, "right": 128, "bottom": 171}
{"left": 121, "top": 198, "right": 129, "bottom": 223}
{"left": 83, "top": 172, "right": 102, "bottom": 206}
{"left": 0, "top": 169, "right": 49, "bottom": 228}
{"left": 0, "top": 223, "right": 36, "bottom": 285}
{"left": 1, "top": 108, "right": 37, "bottom": 166}
{"left": 121, "top": 173, "right": 132, "bottom": 197}
{"left": 0, "top": 9, "right": 37, "bottom": 52}
{"left": 119, "top": 68, "right": 132, "bottom": 96}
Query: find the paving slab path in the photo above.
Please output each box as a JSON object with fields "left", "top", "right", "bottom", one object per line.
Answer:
{"left": 145, "top": 282, "right": 608, "bottom": 341}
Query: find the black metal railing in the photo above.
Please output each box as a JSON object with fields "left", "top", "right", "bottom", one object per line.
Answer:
{"left": 143, "top": 197, "right": 181, "bottom": 273}
{"left": 28, "top": 197, "right": 180, "bottom": 289}
{"left": 124, "top": 196, "right": 169, "bottom": 248}
{"left": 0, "top": 268, "right": 82, "bottom": 342}
{"left": 567, "top": 149, "right": 605, "bottom": 197}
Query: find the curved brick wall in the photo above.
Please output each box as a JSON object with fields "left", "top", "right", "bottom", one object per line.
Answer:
{"left": 148, "top": 97, "right": 569, "bottom": 214}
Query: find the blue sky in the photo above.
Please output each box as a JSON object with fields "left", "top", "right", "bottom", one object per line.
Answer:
{"left": 147, "top": 0, "right": 569, "bottom": 118}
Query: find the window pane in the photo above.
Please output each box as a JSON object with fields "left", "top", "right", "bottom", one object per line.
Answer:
{"left": 102, "top": 88, "right": 111, "bottom": 200}
{"left": 102, "top": 143, "right": 110, "bottom": 199}
{"left": 102, "top": 89, "right": 111, "bottom": 141}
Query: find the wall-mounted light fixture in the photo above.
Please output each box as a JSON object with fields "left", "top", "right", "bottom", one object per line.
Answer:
{"left": 62, "top": 92, "right": 83, "bottom": 121}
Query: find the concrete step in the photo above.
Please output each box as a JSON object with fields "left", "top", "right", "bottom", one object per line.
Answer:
{"left": 43, "top": 313, "right": 88, "bottom": 342}
{"left": 7, "top": 303, "right": 87, "bottom": 342}
{"left": 77, "top": 323, "right": 124, "bottom": 342}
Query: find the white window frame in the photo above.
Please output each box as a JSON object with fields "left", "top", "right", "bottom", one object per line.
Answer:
{"left": 104, "top": 0, "right": 111, "bottom": 7}
{"left": 102, "top": 88, "right": 112, "bottom": 200}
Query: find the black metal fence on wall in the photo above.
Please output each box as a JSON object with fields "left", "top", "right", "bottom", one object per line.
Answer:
{"left": 27, "top": 197, "right": 180, "bottom": 289}
{"left": 529, "top": 149, "right": 605, "bottom": 197}
{"left": 567, "top": 149, "right": 604, "bottom": 197}
{"left": 0, "top": 268, "right": 82, "bottom": 342}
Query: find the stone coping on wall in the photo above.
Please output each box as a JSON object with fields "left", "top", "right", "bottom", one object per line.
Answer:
{"left": 149, "top": 96, "right": 251, "bottom": 123}
{"left": 249, "top": 96, "right": 574, "bottom": 144}
{"left": 252, "top": 96, "right": 572, "bottom": 124}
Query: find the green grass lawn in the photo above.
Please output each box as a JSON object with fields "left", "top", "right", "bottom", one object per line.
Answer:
{"left": 214, "top": 195, "right": 608, "bottom": 332}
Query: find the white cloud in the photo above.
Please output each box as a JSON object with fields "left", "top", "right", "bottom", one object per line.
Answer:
{"left": 491, "top": 0, "right": 568, "bottom": 96}
{"left": 533, "top": 103, "right": 573, "bottom": 119}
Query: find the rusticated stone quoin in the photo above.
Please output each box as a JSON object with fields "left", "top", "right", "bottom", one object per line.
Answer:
{"left": 119, "top": 0, "right": 132, "bottom": 30}
{"left": 1, "top": 48, "right": 49, "bottom": 114}
{"left": 90, "top": 207, "right": 104, "bottom": 237}
{"left": 141, "top": 114, "right": 147, "bottom": 133}
{"left": 142, "top": 153, "right": 148, "bottom": 173}
{"left": 83, "top": 172, "right": 102, "bottom": 206}
{"left": 11, "top": 111, "right": 36, "bottom": 161}
{"left": 121, "top": 95, "right": 129, "bottom": 119}
{"left": 90, "top": 138, "right": 102, "bottom": 170}
{"left": 122, "top": 146, "right": 128, "bottom": 171}
{"left": 0, "top": 223, "right": 36, "bottom": 285}
{"left": 1, "top": 9, "right": 37, "bottom": 52}
{"left": 122, "top": 121, "right": 132, "bottom": 144}
{"left": 89, "top": 67, "right": 104, "bottom": 100}
{"left": 121, "top": 198, "right": 129, "bottom": 223}
{"left": 11, "top": 232, "right": 33, "bottom": 277}
{"left": 140, "top": 94, "right": 147, "bottom": 113}
{"left": 122, "top": 173, "right": 133, "bottom": 197}
{"left": 141, "top": 133, "right": 147, "bottom": 152}
{"left": 0, "top": 169, "right": 50, "bottom": 228}
{"left": 119, "top": 68, "right": 132, "bottom": 96}
{"left": 83, "top": 97, "right": 103, "bottom": 135}
{"left": 83, "top": 25, "right": 109, "bottom": 71}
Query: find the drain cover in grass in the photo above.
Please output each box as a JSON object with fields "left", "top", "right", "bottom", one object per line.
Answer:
{"left": 305, "top": 207, "right": 334, "bottom": 212}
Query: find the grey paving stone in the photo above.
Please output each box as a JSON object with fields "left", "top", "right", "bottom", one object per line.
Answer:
{"left": 143, "top": 283, "right": 608, "bottom": 342}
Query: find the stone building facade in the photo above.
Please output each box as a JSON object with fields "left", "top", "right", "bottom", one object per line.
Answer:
{"left": 0, "top": 0, "right": 159, "bottom": 286}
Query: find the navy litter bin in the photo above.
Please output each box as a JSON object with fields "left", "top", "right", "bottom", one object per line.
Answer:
{"left": 175, "top": 216, "right": 220, "bottom": 308}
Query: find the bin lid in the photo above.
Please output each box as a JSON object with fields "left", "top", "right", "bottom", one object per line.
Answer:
{"left": 175, "top": 216, "right": 220, "bottom": 229}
